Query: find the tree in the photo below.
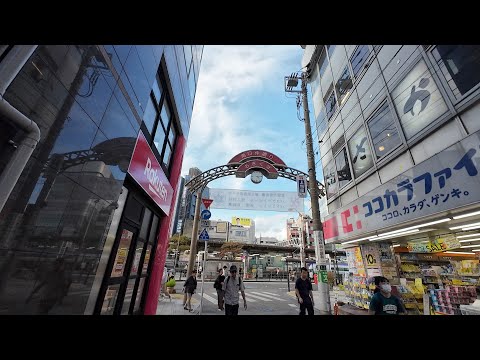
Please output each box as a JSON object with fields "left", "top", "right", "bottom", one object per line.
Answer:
{"left": 218, "top": 242, "right": 244, "bottom": 260}
{"left": 168, "top": 234, "right": 191, "bottom": 255}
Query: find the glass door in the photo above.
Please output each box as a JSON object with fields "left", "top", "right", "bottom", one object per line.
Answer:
{"left": 95, "top": 189, "right": 161, "bottom": 315}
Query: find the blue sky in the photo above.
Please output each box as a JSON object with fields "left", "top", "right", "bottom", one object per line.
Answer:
{"left": 181, "top": 46, "right": 325, "bottom": 241}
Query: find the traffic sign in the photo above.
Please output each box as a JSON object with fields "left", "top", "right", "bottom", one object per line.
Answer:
{"left": 199, "top": 228, "right": 209, "bottom": 240}
{"left": 200, "top": 220, "right": 211, "bottom": 228}
{"left": 201, "top": 209, "right": 211, "bottom": 220}
{"left": 202, "top": 198, "right": 213, "bottom": 209}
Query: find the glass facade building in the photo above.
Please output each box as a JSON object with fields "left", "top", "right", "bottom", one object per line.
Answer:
{"left": 0, "top": 45, "right": 203, "bottom": 314}
{"left": 303, "top": 45, "right": 480, "bottom": 248}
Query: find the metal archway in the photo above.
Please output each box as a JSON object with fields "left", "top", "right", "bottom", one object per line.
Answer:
{"left": 184, "top": 149, "right": 326, "bottom": 276}
{"left": 185, "top": 163, "right": 326, "bottom": 197}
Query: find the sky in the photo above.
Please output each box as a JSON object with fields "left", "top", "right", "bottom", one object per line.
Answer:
{"left": 181, "top": 46, "right": 324, "bottom": 241}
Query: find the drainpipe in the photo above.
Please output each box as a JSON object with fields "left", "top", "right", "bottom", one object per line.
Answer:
{"left": 0, "top": 45, "right": 40, "bottom": 213}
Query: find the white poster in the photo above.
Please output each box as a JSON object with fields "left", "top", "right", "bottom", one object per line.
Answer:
{"left": 209, "top": 189, "right": 304, "bottom": 212}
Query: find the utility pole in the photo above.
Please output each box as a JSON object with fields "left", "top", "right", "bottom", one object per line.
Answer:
{"left": 298, "top": 215, "right": 305, "bottom": 268}
{"left": 285, "top": 70, "right": 332, "bottom": 314}
{"left": 187, "top": 189, "right": 202, "bottom": 275}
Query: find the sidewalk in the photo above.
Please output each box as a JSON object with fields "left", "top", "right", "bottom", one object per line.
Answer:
{"left": 287, "top": 286, "right": 347, "bottom": 314}
{"left": 156, "top": 283, "right": 199, "bottom": 315}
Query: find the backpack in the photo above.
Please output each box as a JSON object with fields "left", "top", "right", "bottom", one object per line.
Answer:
{"left": 226, "top": 275, "right": 241, "bottom": 288}
{"left": 213, "top": 278, "right": 220, "bottom": 289}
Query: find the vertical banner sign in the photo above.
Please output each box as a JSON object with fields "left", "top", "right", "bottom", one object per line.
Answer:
{"left": 296, "top": 175, "right": 307, "bottom": 198}
{"left": 360, "top": 243, "right": 382, "bottom": 277}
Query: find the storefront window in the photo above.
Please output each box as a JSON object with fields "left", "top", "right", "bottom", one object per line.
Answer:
{"left": 350, "top": 45, "right": 370, "bottom": 79}
{"left": 347, "top": 126, "right": 374, "bottom": 178}
{"left": 392, "top": 60, "right": 448, "bottom": 140}
{"left": 432, "top": 45, "right": 480, "bottom": 100}
{"left": 324, "top": 85, "right": 337, "bottom": 121}
{"left": 334, "top": 148, "right": 352, "bottom": 188}
{"left": 324, "top": 160, "right": 338, "bottom": 198}
{"left": 367, "top": 102, "right": 402, "bottom": 159}
{"left": 335, "top": 66, "right": 353, "bottom": 105}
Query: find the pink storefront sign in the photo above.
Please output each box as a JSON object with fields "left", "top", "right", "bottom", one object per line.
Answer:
{"left": 127, "top": 131, "right": 173, "bottom": 215}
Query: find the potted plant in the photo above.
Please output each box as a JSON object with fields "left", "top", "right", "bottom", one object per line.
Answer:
{"left": 165, "top": 277, "right": 176, "bottom": 294}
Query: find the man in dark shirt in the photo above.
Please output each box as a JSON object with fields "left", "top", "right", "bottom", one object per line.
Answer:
{"left": 214, "top": 268, "right": 225, "bottom": 311}
{"left": 295, "top": 267, "right": 314, "bottom": 315}
{"left": 368, "top": 276, "right": 406, "bottom": 315}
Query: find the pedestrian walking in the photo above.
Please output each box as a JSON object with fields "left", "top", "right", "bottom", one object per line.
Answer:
{"left": 160, "top": 266, "right": 171, "bottom": 300}
{"left": 295, "top": 267, "right": 314, "bottom": 316}
{"left": 183, "top": 269, "right": 197, "bottom": 312}
{"left": 214, "top": 268, "right": 225, "bottom": 311}
{"left": 222, "top": 265, "right": 247, "bottom": 316}
{"left": 368, "top": 276, "right": 406, "bottom": 315}
{"left": 222, "top": 265, "right": 228, "bottom": 277}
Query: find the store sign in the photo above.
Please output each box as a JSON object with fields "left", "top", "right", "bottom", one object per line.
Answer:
{"left": 231, "top": 217, "right": 252, "bottom": 226}
{"left": 360, "top": 243, "right": 382, "bottom": 277}
{"left": 128, "top": 131, "right": 173, "bottom": 215}
{"left": 407, "top": 237, "right": 461, "bottom": 253}
{"left": 323, "top": 129, "right": 480, "bottom": 243}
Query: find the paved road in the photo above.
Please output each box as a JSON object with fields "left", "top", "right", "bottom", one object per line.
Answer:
{"left": 189, "top": 281, "right": 301, "bottom": 315}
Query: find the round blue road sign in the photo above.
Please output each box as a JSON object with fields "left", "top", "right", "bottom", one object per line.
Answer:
{"left": 201, "top": 209, "right": 211, "bottom": 220}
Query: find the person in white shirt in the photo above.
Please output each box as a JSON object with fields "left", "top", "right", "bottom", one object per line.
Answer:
{"left": 222, "top": 265, "right": 247, "bottom": 315}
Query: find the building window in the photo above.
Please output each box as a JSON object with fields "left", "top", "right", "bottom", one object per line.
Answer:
{"left": 391, "top": 60, "right": 448, "bottom": 140}
{"left": 144, "top": 70, "right": 177, "bottom": 172}
{"left": 347, "top": 126, "right": 374, "bottom": 178}
{"left": 324, "top": 160, "right": 338, "bottom": 198}
{"left": 327, "top": 45, "right": 336, "bottom": 58}
{"left": 334, "top": 148, "right": 352, "bottom": 188}
{"left": 318, "top": 50, "right": 329, "bottom": 79}
{"left": 335, "top": 66, "right": 353, "bottom": 105}
{"left": 324, "top": 84, "right": 337, "bottom": 120}
{"left": 367, "top": 101, "right": 402, "bottom": 159}
{"left": 431, "top": 45, "right": 480, "bottom": 100}
{"left": 350, "top": 45, "right": 370, "bottom": 79}
{"left": 183, "top": 45, "right": 193, "bottom": 76}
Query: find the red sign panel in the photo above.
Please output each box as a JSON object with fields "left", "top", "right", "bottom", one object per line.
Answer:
{"left": 128, "top": 131, "right": 174, "bottom": 215}
{"left": 202, "top": 198, "right": 213, "bottom": 209}
{"left": 236, "top": 160, "right": 279, "bottom": 179}
{"left": 228, "top": 150, "right": 286, "bottom": 166}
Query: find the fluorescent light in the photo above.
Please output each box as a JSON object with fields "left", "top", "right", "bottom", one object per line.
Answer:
{"left": 392, "top": 244, "right": 401, "bottom": 247}
{"left": 450, "top": 222, "right": 480, "bottom": 230}
{"left": 460, "top": 244, "right": 480, "bottom": 248}
{"left": 457, "top": 233, "right": 480, "bottom": 239}
{"left": 453, "top": 210, "right": 480, "bottom": 219}
{"left": 418, "top": 218, "right": 452, "bottom": 226}
{"left": 341, "top": 239, "right": 361, "bottom": 245}
{"left": 472, "top": 249, "right": 480, "bottom": 252}
{"left": 462, "top": 225, "right": 480, "bottom": 231}
{"left": 342, "top": 235, "right": 376, "bottom": 244}
{"left": 444, "top": 251, "right": 474, "bottom": 255}
{"left": 459, "top": 238, "right": 480, "bottom": 243}
{"left": 379, "top": 218, "right": 451, "bottom": 237}
{"left": 370, "top": 229, "right": 420, "bottom": 241}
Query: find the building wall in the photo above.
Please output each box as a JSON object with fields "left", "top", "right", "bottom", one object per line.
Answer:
{"left": 0, "top": 45, "right": 203, "bottom": 314}
{"left": 306, "top": 45, "right": 480, "bottom": 216}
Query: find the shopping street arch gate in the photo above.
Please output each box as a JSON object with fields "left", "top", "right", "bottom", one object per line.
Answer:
{"left": 183, "top": 149, "right": 326, "bottom": 274}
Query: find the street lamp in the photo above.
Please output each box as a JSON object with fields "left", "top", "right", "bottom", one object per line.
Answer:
{"left": 284, "top": 69, "right": 332, "bottom": 314}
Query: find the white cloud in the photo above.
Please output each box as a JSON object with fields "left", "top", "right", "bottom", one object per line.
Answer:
{"left": 182, "top": 45, "right": 304, "bottom": 185}
{"left": 254, "top": 213, "right": 294, "bottom": 241}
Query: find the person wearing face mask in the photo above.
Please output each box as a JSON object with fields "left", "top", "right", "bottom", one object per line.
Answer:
{"left": 368, "top": 276, "right": 406, "bottom": 315}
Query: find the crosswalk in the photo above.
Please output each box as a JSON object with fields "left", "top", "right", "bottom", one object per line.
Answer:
{"left": 197, "top": 290, "right": 295, "bottom": 306}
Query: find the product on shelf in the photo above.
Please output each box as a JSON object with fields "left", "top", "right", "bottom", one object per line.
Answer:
{"left": 428, "top": 285, "right": 478, "bottom": 315}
